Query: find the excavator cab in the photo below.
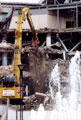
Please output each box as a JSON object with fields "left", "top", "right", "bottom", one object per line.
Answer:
{"left": 0, "top": 76, "right": 20, "bottom": 99}
{"left": 2, "top": 76, "right": 16, "bottom": 87}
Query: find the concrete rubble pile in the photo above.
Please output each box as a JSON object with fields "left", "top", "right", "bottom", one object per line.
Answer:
{"left": 0, "top": 65, "right": 13, "bottom": 77}
{"left": 0, "top": 42, "right": 14, "bottom": 50}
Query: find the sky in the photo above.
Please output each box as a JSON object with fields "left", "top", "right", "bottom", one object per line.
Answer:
{"left": 0, "top": 0, "right": 41, "bottom": 3}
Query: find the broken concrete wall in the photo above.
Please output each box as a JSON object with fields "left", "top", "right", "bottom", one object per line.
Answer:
{"left": 28, "top": 49, "right": 48, "bottom": 93}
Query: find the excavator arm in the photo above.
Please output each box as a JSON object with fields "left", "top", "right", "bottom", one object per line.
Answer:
{"left": 22, "top": 7, "right": 39, "bottom": 47}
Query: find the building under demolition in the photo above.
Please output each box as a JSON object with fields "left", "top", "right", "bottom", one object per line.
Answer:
{"left": 0, "top": 0, "right": 81, "bottom": 101}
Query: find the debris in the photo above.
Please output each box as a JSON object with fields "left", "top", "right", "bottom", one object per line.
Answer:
{"left": 0, "top": 65, "right": 13, "bottom": 77}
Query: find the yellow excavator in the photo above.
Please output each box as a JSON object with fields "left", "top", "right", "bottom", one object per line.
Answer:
{"left": 0, "top": 8, "right": 39, "bottom": 101}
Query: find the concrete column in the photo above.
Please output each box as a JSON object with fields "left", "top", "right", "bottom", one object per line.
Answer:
{"left": 57, "top": 5, "right": 59, "bottom": 29}
{"left": 63, "top": 51, "right": 66, "bottom": 60}
{"left": 6, "top": 98, "right": 9, "bottom": 120}
{"left": 76, "top": 4, "right": 78, "bottom": 28}
{"left": 46, "top": 33, "right": 51, "bottom": 47}
{"left": 26, "top": 85, "right": 28, "bottom": 96}
{"left": 2, "top": 53, "right": 7, "bottom": 66}
{"left": 16, "top": 110, "right": 18, "bottom": 120}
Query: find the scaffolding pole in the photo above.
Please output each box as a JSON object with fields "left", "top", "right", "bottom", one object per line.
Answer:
{"left": 76, "top": 3, "right": 78, "bottom": 28}
{"left": 57, "top": 5, "right": 59, "bottom": 30}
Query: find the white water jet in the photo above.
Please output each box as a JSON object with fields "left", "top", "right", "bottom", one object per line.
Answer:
{"left": 29, "top": 51, "right": 81, "bottom": 120}
{"left": 30, "top": 104, "right": 46, "bottom": 120}
{"left": 49, "top": 64, "right": 61, "bottom": 100}
{"left": 30, "top": 109, "right": 37, "bottom": 120}
{"left": 49, "top": 64, "right": 62, "bottom": 111}
{"left": 69, "top": 51, "right": 81, "bottom": 110}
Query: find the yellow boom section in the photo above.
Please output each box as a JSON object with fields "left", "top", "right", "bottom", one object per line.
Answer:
{"left": 13, "top": 11, "right": 22, "bottom": 84}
